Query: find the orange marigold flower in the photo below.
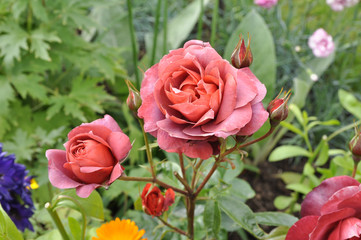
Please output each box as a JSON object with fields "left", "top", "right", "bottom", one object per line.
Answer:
{"left": 92, "top": 218, "right": 147, "bottom": 240}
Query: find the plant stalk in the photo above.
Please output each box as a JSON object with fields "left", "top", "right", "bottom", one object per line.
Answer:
{"left": 45, "top": 202, "right": 70, "bottom": 240}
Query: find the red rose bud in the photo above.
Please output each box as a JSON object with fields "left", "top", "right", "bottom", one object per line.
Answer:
{"left": 126, "top": 80, "right": 141, "bottom": 112}
{"left": 141, "top": 183, "right": 175, "bottom": 217}
{"left": 231, "top": 33, "right": 253, "bottom": 69}
{"left": 349, "top": 126, "right": 361, "bottom": 161}
{"left": 267, "top": 89, "right": 291, "bottom": 126}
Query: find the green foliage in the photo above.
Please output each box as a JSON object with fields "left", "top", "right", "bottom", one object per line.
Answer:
{"left": 0, "top": 204, "right": 24, "bottom": 240}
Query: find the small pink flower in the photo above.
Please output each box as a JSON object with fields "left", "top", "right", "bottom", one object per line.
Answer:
{"left": 254, "top": 0, "right": 278, "bottom": 8}
{"left": 326, "top": 0, "right": 359, "bottom": 11}
{"left": 308, "top": 28, "right": 335, "bottom": 58}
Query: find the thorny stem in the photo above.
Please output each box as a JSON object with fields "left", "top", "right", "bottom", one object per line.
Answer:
{"left": 191, "top": 159, "right": 204, "bottom": 189}
{"left": 194, "top": 159, "right": 219, "bottom": 197}
{"left": 179, "top": 153, "right": 186, "bottom": 179}
{"left": 118, "top": 176, "right": 187, "bottom": 195}
{"left": 157, "top": 216, "right": 189, "bottom": 237}
{"left": 174, "top": 171, "right": 192, "bottom": 193}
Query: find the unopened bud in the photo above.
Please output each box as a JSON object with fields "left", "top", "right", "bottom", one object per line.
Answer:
{"left": 267, "top": 89, "right": 291, "bottom": 126}
{"left": 349, "top": 126, "right": 361, "bottom": 162}
{"left": 231, "top": 33, "right": 253, "bottom": 69}
{"left": 125, "top": 79, "right": 141, "bottom": 112}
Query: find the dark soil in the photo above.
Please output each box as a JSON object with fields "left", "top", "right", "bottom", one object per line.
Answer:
{"left": 228, "top": 159, "right": 304, "bottom": 240}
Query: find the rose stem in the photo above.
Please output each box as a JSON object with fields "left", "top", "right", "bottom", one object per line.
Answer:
{"left": 191, "top": 159, "right": 204, "bottom": 189}
{"left": 352, "top": 163, "right": 358, "bottom": 178}
{"left": 45, "top": 202, "right": 71, "bottom": 240}
{"left": 194, "top": 160, "right": 219, "bottom": 197}
{"left": 178, "top": 153, "right": 187, "bottom": 179}
{"left": 118, "top": 176, "right": 187, "bottom": 195}
{"left": 223, "top": 126, "right": 276, "bottom": 157}
{"left": 197, "top": 0, "right": 204, "bottom": 40}
{"left": 187, "top": 195, "right": 196, "bottom": 239}
{"left": 174, "top": 171, "right": 192, "bottom": 193}
{"left": 157, "top": 216, "right": 189, "bottom": 237}
{"left": 126, "top": 0, "right": 140, "bottom": 88}
{"left": 139, "top": 120, "right": 156, "bottom": 178}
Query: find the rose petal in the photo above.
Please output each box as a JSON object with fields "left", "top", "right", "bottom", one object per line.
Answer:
{"left": 235, "top": 69, "right": 258, "bottom": 108}
{"left": 183, "top": 40, "right": 211, "bottom": 48}
{"left": 309, "top": 208, "right": 356, "bottom": 240}
{"left": 183, "top": 44, "right": 223, "bottom": 68}
{"left": 285, "top": 215, "right": 319, "bottom": 240}
{"left": 182, "top": 140, "right": 213, "bottom": 160}
{"left": 107, "top": 131, "right": 132, "bottom": 161}
{"left": 202, "top": 103, "right": 252, "bottom": 138}
{"left": 138, "top": 93, "right": 164, "bottom": 136}
{"left": 215, "top": 73, "right": 237, "bottom": 124}
{"left": 163, "top": 188, "right": 175, "bottom": 212}
{"left": 108, "top": 163, "right": 123, "bottom": 184}
{"left": 321, "top": 185, "right": 360, "bottom": 215}
{"left": 338, "top": 188, "right": 361, "bottom": 216}
{"left": 237, "top": 102, "right": 269, "bottom": 136}
{"left": 76, "top": 184, "right": 100, "bottom": 198}
{"left": 239, "top": 68, "right": 267, "bottom": 104}
{"left": 46, "top": 149, "right": 81, "bottom": 189}
{"left": 328, "top": 217, "right": 361, "bottom": 240}
{"left": 301, "top": 176, "right": 360, "bottom": 217}
{"left": 157, "top": 119, "right": 209, "bottom": 140}
{"left": 157, "top": 129, "right": 187, "bottom": 153}
{"left": 170, "top": 102, "right": 210, "bottom": 122}
{"left": 89, "top": 115, "right": 122, "bottom": 133}
{"left": 79, "top": 166, "right": 112, "bottom": 173}
{"left": 67, "top": 124, "right": 112, "bottom": 142}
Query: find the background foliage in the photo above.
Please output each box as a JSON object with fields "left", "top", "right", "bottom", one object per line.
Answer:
{"left": 0, "top": 0, "right": 360, "bottom": 239}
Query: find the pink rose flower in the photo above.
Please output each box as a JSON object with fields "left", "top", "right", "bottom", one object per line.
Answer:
{"left": 308, "top": 28, "right": 335, "bottom": 58}
{"left": 254, "top": 0, "right": 278, "bottom": 8}
{"left": 326, "top": 0, "right": 359, "bottom": 11}
{"left": 286, "top": 176, "right": 361, "bottom": 240}
{"left": 138, "top": 40, "right": 268, "bottom": 160}
{"left": 46, "top": 115, "right": 132, "bottom": 198}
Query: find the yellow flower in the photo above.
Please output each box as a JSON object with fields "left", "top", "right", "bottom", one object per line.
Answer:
{"left": 92, "top": 218, "right": 147, "bottom": 240}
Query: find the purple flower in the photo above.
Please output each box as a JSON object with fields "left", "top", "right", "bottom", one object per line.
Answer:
{"left": 0, "top": 143, "right": 34, "bottom": 232}
{"left": 326, "top": 0, "right": 359, "bottom": 11}
{"left": 308, "top": 28, "right": 335, "bottom": 58}
{"left": 254, "top": 0, "right": 278, "bottom": 8}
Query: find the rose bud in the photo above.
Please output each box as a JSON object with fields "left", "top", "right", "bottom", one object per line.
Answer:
{"left": 267, "top": 89, "right": 291, "bottom": 126}
{"left": 141, "top": 183, "right": 175, "bottom": 217}
{"left": 126, "top": 80, "right": 142, "bottom": 112}
{"left": 46, "top": 115, "right": 132, "bottom": 198}
{"left": 231, "top": 34, "right": 253, "bottom": 69}
{"left": 349, "top": 127, "right": 361, "bottom": 161}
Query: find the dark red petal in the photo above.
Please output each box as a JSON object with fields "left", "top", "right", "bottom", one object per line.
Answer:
{"left": 285, "top": 215, "right": 318, "bottom": 240}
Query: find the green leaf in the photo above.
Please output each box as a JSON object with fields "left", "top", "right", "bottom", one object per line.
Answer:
{"left": 262, "top": 226, "right": 289, "bottom": 240}
{"left": 0, "top": 79, "right": 15, "bottom": 114}
{"left": 0, "top": 204, "right": 24, "bottom": 240}
{"left": 219, "top": 195, "right": 265, "bottom": 238}
{"left": 333, "top": 155, "right": 354, "bottom": 171}
{"left": 273, "top": 196, "right": 293, "bottom": 210}
{"left": 10, "top": 74, "right": 48, "bottom": 101}
{"left": 144, "top": 0, "right": 210, "bottom": 66}
{"left": 255, "top": 212, "right": 298, "bottom": 227}
{"left": 204, "top": 200, "right": 221, "bottom": 237}
{"left": 32, "top": 0, "right": 49, "bottom": 22}
{"left": 30, "top": 28, "right": 61, "bottom": 61}
{"left": 289, "top": 104, "right": 304, "bottom": 126}
{"left": 134, "top": 197, "right": 143, "bottom": 211}
{"left": 229, "top": 178, "right": 255, "bottom": 200}
{"left": 303, "top": 162, "right": 315, "bottom": 176}
{"left": 269, "top": 145, "right": 311, "bottom": 162}
{"left": 68, "top": 217, "right": 81, "bottom": 240}
{"left": 11, "top": 0, "right": 28, "bottom": 20}
{"left": 279, "top": 121, "right": 303, "bottom": 136}
{"left": 338, "top": 89, "right": 361, "bottom": 119}
{"left": 224, "top": 9, "right": 276, "bottom": 103}
{"left": 286, "top": 183, "right": 312, "bottom": 195}
{"left": 0, "top": 21, "right": 28, "bottom": 66}
{"left": 314, "top": 140, "right": 329, "bottom": 166}
{"left": 54, "top": 189, "right": 104, "bottom": 220}
{"left": 3, "top": 129, "right": 37, "bottom": 161}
